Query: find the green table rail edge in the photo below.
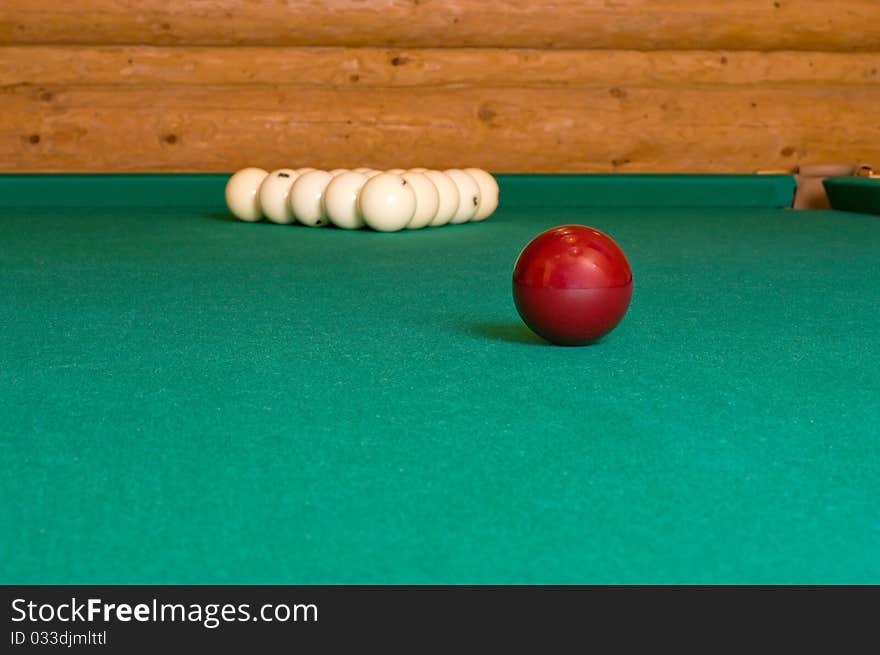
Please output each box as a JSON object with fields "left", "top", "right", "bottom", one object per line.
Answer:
{"left": 0, "top": 173, "right": 796, "bottom": 210}
{"left": 824, "top": 176, "right": 880, "bottom": 215}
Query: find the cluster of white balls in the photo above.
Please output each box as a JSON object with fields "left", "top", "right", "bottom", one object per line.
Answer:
{"left": 225, "top": 167, "right": 499, "bottom": 232}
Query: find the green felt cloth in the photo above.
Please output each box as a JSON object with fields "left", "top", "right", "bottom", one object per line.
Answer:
{"left": 1, "top": 176, "right": 878, "bottom": 584}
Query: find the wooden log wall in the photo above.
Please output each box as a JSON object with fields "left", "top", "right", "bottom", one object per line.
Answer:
{"left": 1, "top": 0, "right": 878, "bottom": 173}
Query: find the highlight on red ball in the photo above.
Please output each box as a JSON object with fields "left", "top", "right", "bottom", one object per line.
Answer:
{"left": 512, "top": 224, "right": 633, "bottom": 346}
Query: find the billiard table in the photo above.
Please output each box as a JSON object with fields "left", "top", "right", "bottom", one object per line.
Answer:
{"left": 3, "top": 173, "right": 879, "bottom": 585}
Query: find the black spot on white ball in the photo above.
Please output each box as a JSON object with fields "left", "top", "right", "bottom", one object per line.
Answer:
{"left": 473, "top": 196, "right": 478, "bottom": 206}
{"left": 278, "top": 172, "right": 289, "bottom": 177}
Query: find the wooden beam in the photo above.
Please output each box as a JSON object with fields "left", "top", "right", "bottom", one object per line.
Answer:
{"left": 3, "top": 46, "right": 879, "bottom": 87}
{"left": 3, "top": 84, "right": 878, "bottom": 172}
{"left": 1, "top": 1, "right": 878, "bottom": 51}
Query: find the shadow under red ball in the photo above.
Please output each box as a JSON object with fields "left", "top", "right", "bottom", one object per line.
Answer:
{"left": 512, "top": 225, "right": 633, "bottom": 345}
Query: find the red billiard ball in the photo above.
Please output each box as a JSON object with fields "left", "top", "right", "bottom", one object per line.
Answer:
{"left": 512, "top": 225, "right": 633, "bottom": 345}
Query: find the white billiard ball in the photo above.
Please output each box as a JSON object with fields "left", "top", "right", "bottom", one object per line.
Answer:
{"left": 289, "top": 170, "right": 333, "bottom": 226}
{"left": 386, "top": 168, "right": 406, "bottom": 175}
{"left": 258, "top": 169, "right": 299, "bottom": 224}
{"left": 401, "top": 172, "right": 440, "bottom": 229}
{"left": 225, "top": 167, "right": 269, "bottom": 222}
{"left": 444, "top": 169, "right": 481, "bottom": 224}
{"left": 463, "top": 168, "right": 499, "bottom": 221}
{"left": 423, "top": 170, "right": 460, "bottom": 227}
{"left": 328, "top": 168, "right": 349, "bottom": 177}
{"left": 323, "top": 171, "right": 368, "bottom": 230}
{"left": 358, "top": 173, "right": 417, "bottom": 232}
{"left": 295, "top": 167, "right": 316, "bottom": 176}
